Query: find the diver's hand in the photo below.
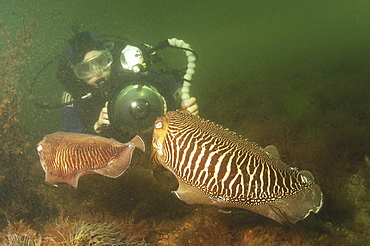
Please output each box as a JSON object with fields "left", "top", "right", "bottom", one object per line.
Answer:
{"left": 94, "top": 102, "right": 111, "bottom": 134}
{"left": 182, "top": 97, "right": 199, "bottom": 116}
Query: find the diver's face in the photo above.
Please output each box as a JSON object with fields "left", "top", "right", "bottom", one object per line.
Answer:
{"left": 82, "top": 50, "right": 112, "bottom": 88}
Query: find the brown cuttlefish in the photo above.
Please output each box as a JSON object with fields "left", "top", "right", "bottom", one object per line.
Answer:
{"left": 37, "top": 131, "right": 145, "bottom": 188}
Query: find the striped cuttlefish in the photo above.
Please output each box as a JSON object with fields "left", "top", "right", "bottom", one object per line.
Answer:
{"left": 151, "top": 110, "right": 323, "bottom": 224}
{"left": 37, "top": 132, "right": 145, "bottom": 188}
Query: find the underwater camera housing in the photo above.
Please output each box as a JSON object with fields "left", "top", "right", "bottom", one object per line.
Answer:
{"left": 109, "top": 84, "right": 166, "bottom": 135}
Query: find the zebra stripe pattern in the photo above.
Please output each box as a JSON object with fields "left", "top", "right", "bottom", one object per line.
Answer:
{"left": 49, "top": 143, "right": 124, "bottom": 176}
{"left": 156, "top": 111, "right": 312, "bottom": 206}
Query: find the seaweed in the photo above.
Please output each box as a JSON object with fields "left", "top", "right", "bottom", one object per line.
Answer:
{"left": 0, "top": 221, "right": 41, "bottom": 246}
{"left": 0, "top": 21, "right": 57, "bottom": 230}
{"left": 0, "top": 216, "right": 150, "bottom": 246}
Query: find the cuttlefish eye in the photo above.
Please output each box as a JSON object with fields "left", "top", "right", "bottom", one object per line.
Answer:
{"left": 37, "top": 144, "right": 43, "bottom": 152}
{"left": 155, "top": 121, "right": 163, "bottom": 129}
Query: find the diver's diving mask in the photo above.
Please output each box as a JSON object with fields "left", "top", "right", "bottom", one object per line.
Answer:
{"left": 72, "top": 49, "right": 113, "bottom": 79}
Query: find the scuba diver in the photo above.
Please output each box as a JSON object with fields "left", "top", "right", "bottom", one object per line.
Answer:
{"left": 56, "top": 31, "right": 198, "bottom": 142}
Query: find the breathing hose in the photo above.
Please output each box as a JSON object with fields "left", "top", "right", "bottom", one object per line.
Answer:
{"left": 167, "top": 38, "right": 197, "bottom": 106}
{"left": 151, "top": 38, "right": 197, "bottom": 107}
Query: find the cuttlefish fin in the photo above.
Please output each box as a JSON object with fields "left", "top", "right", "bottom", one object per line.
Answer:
{"left": 265, "top": 145, "right": 281, "bottom": 159}
{"left": 178, "top": 108, "right": 192, "bottom": 114}
{"left": 218, "top": 208, "right": 232, "bottom": 214}
{"left": 172, "top": 176, "right": 215, "bottom": 205}
{"left": 44, "top": 169, "right": 88, "bottom": 188}
{"left": 129, "top": 135, "right": 146, "bottom": 152}
{"left": 246, "top": 182, "right": 323, "bottom": 224}
{"left": 95, "top": 135, "right": 145, "bottom": 178}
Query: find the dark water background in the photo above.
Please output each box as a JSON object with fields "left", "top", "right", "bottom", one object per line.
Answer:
{"left": 1, "top": 0, "right": 370, "bottom": 245}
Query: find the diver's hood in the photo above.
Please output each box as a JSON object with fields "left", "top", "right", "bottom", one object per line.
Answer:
{"left": 109, "top": 84, "right": 166, "bottom": 135}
